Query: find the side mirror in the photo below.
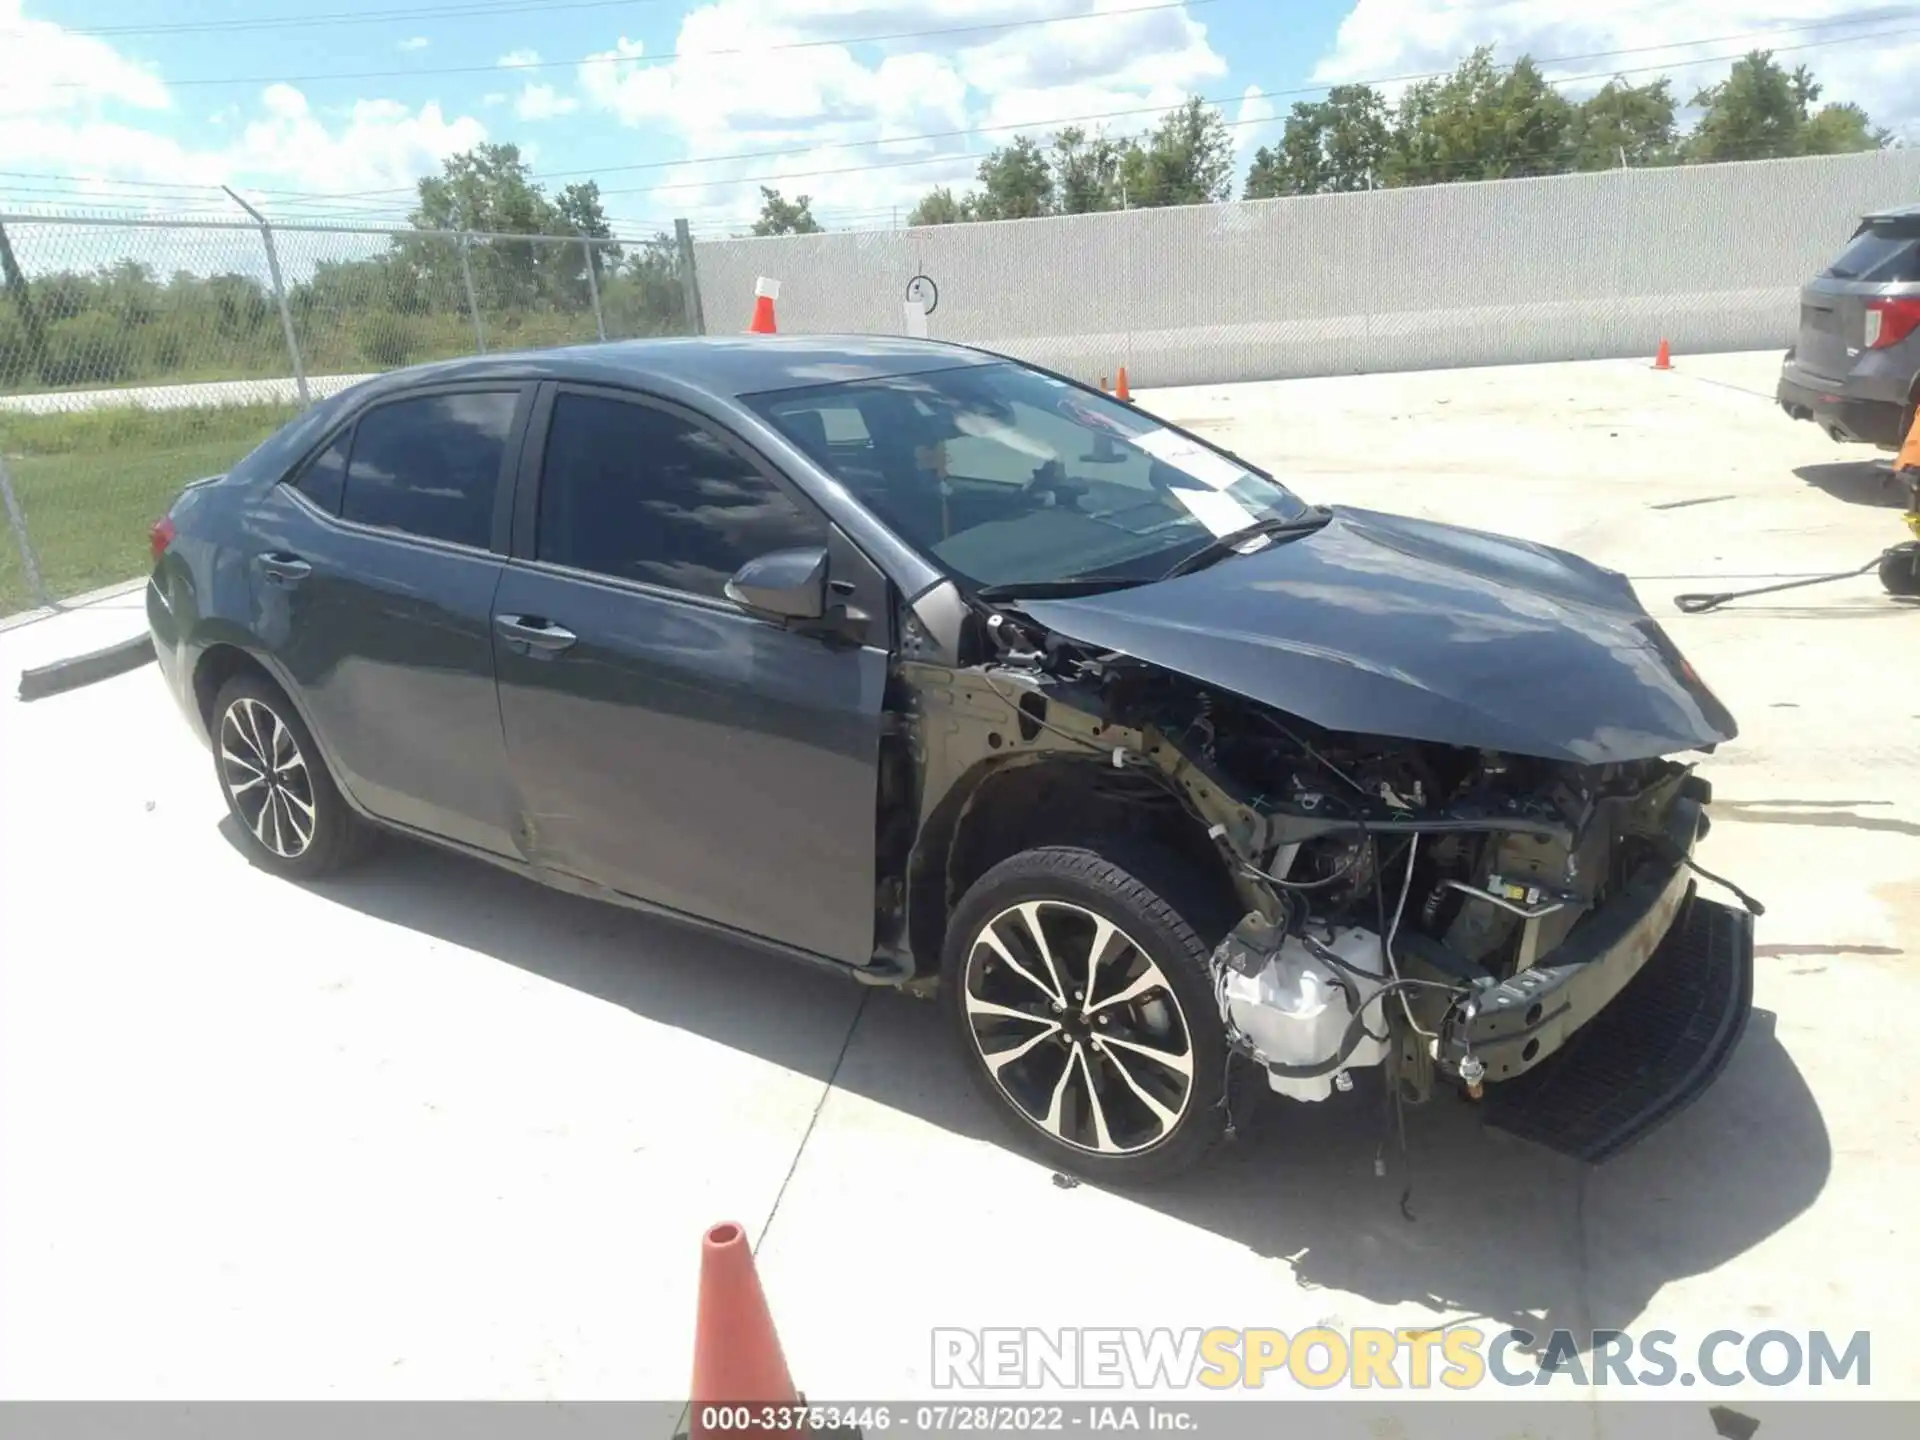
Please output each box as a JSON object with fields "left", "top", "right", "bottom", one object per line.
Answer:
{"left": 725, "top": 545, "right": 828, "bottom": 623}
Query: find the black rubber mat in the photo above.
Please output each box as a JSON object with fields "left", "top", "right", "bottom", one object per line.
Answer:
{"left": 1478, "top": 893, "right": 1756, "bottom": 1163}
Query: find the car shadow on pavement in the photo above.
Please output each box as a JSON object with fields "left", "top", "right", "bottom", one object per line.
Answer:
{"left": 279, "top": 827, "right": 1831, "bottom": 1358}
{"left": 1792, "top": 460, "right": 1906, "bottom": 507}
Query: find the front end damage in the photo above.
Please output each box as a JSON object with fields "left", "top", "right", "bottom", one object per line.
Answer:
{"left": 933, "top": 617, "right": 1758, "bottom": 1164}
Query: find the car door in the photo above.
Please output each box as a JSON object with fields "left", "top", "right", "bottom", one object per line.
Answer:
{"left": 491, "top": 383, "right": 891, "bottom": 965}
{"left": 260, "top": 383, "right": 530, "bottom": 857}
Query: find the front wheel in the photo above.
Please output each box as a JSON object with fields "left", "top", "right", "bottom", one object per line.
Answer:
{"left": 940, "top": 845, "right": 1237, "bottom": 1184}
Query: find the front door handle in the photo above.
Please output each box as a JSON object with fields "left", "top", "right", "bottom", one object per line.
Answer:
{"left": 258, "top": 552, "right": 311, "bottom": 585}
{"left": 495, "top": 614, "right": 578, "bottom": 655}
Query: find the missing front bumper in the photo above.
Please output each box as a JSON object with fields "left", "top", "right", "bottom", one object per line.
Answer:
{"left": 1476, "top": 892, "right": 1755, "bottom": 1162}
{"left": 1437, "top": 793, "right": 1708, "bottom": 1085}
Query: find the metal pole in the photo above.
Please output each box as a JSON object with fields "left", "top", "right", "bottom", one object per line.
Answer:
{"left": 458, "top": 232, "right": 486, "bottom": 352}
{"left": 0, "top": 220, "right": 51, "bottom": 386}
{"left": 223, "top": 187, "right": 310, "bottom": 408}
{"left": 0, "top": 455, "right": 51, "bottom": 612}
{"left": 673, "top": 218, "right": 706, "bottom": 335}
{"left": 581, "top": 233, "right": 606, "bottom": 341}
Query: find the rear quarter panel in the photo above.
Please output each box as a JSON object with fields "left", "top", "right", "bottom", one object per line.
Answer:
{"left": 148, "top": 475, "right": 270, "bottom": 739}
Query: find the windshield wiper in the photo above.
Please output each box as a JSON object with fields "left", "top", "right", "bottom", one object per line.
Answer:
{"left": 974, "top": 574, "right": 1143, "bottom": 601}
{"left": 1157, "top": 507, "right": 1332, "bottom": 581}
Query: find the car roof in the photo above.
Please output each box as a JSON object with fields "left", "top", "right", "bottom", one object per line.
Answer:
{"left": 347, "top": 334, "right": 1004, "bottom": 403}
{"left": 1863, "top": 201, "right": 1920, "bottom": 223}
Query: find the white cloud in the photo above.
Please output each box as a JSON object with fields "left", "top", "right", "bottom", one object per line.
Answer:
{"left": 231, "top": 85, "right": 487, "bottom": 195}
{"left": 499, "top": 48, "right": 543, "bottom": 69}
{"left": 578, "top": 0, "right": 1233, "bottom": 228}
{"left": 399, "top": 36, "right": 431, "bottom": 52}
{"left": 1231, "top": 83, "right": 1276, "bottom": 168}
{"left": 515, "top": 84, "right": 580, "bottom": 120}
{"left": 0, "top": 3, "right": 485, "bottom": 221}
{"left": 0, "top": 0, "right": 168, "bottom": 120}
{"left": 1312, "top": 2, "right": 1920, "bottom": 137}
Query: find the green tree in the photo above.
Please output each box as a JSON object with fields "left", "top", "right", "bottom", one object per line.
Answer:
{"left": 410, "top": 141, "right": 550, "bottom": 234}
{"left": 1243, "top": 145, "right": 1285, "bottom": 201}
{"left": 1386, "top": 49, "right": 1573, "bottom": 185}
{"left": 600, "top": 232, "right": 688, "bottom": 336}
{"left": 1684, "top": 52, "right": 1817, "bottom": 162}
{"left": 973, "top": 136, "right": 1056, "bottom": 219}
{"left": 1568, "top": 78, "right": 1678, "bottom": 170}
{"left": 1126, "top": 96, "right": 1235, "bottom": 206}
{"left": 1802, "top": 101, "right": 1888, "bottom": 155}
{"left": 1051, "top": 126, "right": 1133, "bottom": 213}
{"left": 553, "top": 181, "right": 612, "bottom": 240}
{"left": 751, "top": 187, "right": 823, "bottom": 236}
{"left": 906, "top": 186, "right": 974, "bottom": 225}
{"left": 1247, "top": 84, "right": 1390, "bottom": 197}
{"left": 1682, "top": 50, "right": 1883, "bottom": 162}
{"left": 399, "top": 143, "right": 602, "bottom": 319}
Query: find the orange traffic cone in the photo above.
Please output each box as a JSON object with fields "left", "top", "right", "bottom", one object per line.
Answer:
{"left": 1115, "top": 366, "right": 1132, "bottom": 403}
{"left": 1653, "top": 338, "right": 1672, "bottom": 371}
{"left": 688, "top": 1222, "right": 800, "bottom": 1440}
{"left": 748, "top": 277, "right": 780, "bottom": 334}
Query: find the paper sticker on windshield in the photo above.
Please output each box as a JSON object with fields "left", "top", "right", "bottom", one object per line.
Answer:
{"left": 1058, "top": 397, "right": 1132, "bottom": 435}
{"left": 1170, "top": 485, "right": 1257, "bottom": 537}
{"left": 1133, "top": 427, "right": 1249, "bottom": 489}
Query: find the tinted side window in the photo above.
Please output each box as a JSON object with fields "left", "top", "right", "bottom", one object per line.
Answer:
{"left": 536, "top": 392, "right": 826, "bottom": 600}
{"left": 340, "top": 391, "right": 518, "bottom": 548}
{"left": 290, "top": 432, "right": 349, "bottom": 515}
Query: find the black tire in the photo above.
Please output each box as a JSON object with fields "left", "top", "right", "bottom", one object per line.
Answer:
{"left": 941, "top": 843, "right": 1239, "bottom": 1185}
{"left": 1880, "top": 546, "right": 1920, "bottom": 597}
{"left": 210, "top": 671, "right": 375, "bottom": 879}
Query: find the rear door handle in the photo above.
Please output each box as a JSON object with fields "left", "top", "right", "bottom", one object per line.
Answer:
{"left": 258, "top": 552, "right": 311, "bottom": 585}
{"left": 494, "top": 614, "right": 578, "bottom": 655}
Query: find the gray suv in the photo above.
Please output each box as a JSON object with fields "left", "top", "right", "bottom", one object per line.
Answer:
{"left": 1778, "top": 202, "right": 1920, "bottom": 451}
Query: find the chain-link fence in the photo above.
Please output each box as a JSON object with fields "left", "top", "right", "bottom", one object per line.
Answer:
{"left": 692, "top": 148, "right": 1920, "bottom": 387}
{"left": 0, "top": 214, "right": 703, "bottom": 617}
{"left": 10, "top": 150, "right": 1920, "bottom": 619}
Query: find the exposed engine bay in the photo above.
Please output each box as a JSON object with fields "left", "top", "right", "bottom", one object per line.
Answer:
{"left": 958, "top": 602, "right": 1748, "bottom": 1109}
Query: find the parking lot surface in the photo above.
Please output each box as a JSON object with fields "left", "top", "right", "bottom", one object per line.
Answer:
{"left": 3, "top": 350, "right": 1915, "bottom": 1424}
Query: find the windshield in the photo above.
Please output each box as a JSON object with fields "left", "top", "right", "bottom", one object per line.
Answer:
{"left": 745, "top": 361, "right": 1311, "bottom": 592}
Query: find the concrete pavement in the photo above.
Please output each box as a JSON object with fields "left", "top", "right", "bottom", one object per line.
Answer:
{"left": 2, "top": 350, "right": 1913, "bottom": 1420}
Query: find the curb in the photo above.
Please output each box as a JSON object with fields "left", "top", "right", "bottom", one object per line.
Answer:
{"left": 0, "top": 578, "right": 147, "bottom": 634}
{"left": 17, "top": 633, "right": 156, "bottom": 702}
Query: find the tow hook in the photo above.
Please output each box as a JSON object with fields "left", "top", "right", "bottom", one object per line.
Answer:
{"left": 1458, "top": 1051, "right": 1486, "bottom": 1101}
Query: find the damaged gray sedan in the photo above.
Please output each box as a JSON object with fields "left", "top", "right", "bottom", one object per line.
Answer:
{"left": 147, "top": 335, "right": 1758, "bottom": 1184}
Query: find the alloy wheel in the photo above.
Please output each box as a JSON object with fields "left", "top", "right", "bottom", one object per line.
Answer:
{"left": 218, "top": 696, "right": 317, "bottom": 859}
{"left": 962, "top": 899, "right": 1195, "bottom": 1156}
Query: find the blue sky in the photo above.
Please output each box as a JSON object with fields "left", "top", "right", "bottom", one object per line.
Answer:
{"left": 4, "top": 1, "right": 1917, "bottom": 238}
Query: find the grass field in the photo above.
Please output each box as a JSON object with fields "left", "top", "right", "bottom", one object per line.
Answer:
{"left": 0, "top": 404, "right": 298, "bottom": 616}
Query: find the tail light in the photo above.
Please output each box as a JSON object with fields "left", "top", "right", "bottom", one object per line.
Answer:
{"left": 149, "top": 515, "right": 176, "bottom": 563}
{"left": 1864, "top": 297, "right": 1920, "bottom": 349}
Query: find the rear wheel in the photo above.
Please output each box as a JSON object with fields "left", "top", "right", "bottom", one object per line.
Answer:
{"left": 941, "top": 844, "right": 1237, "bottom": 1184}
{"left": 1880, "top": 544, "right": 1920, "bottom": 597}
{"left": 211, "top": 672, "right": 374, "bottom": 878}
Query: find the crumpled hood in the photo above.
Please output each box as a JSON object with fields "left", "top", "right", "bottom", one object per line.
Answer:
{"left": 1018, "top": 505, "right": 1737, "bottom": 765}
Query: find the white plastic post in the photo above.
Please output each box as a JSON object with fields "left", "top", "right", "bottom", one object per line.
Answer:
{"left": 903, "top": 296, "right": 929, "bottom": 339}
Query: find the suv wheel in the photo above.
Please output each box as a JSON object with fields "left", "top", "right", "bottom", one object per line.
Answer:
{"left": 941, "top": 844, "right": 1237, "bottom": 1184}
{"left": 212, "top": 672, "right": 374, "bottom": 879}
